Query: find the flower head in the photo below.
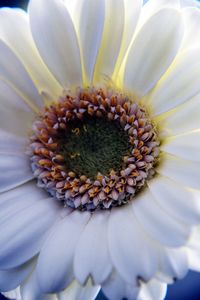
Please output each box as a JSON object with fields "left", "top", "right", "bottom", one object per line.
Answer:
{"left": 0, "top": 0, "right": 200, "bottom": 300}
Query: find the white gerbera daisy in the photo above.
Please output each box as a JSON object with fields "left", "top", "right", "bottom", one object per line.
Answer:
{"left": 0, "top": 0, "right": 200, "bottom": 299}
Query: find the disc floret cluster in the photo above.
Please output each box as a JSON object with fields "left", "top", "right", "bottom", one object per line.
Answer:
{"left": 30, "top": 88, "right": 160, "bottom": 211}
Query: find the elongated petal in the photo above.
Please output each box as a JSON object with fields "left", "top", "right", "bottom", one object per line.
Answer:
{"left": 157, "top": 247, "right": 188, "bottom": 283}
{"left": 137, "top": 279, "right": 167, "bottom": 300}
{"left": 0, "top": 8, "right": 62, "bottom": 99}
{"left": 132, "top": 189, "right": 191, "bottom": 247}
{"left": 36, "top": 211, "right": 90, "bottom": 293}
{"left": 0, "top": 80, "right": 35, "bottom": 136}
{"left": 0, "top": 258, "right": 35, "bottom": 292}
{"left": 0, "top": 197, "right": 60, "bottom": 269}
{"left": 162, "top": 131, "right": 200, "bottom": 162}
{"left": 158, "top": 153, "right": 200, "bottom": 190}
{"left": 74, "top": 212, "right": 112, "bottom": 285}
{"left": 0, "top": 130, "right": 27, "bottom": 154}
{"left": 0, "top": 154, "right": 33, "bottom": 193}
{"left": 181, "top": 7, "right": 200, "bottom": 50}
{"left": 148, "top": 176, "right": 200, "bottom": 225}
{"left": 57, "top": 279, "right": 100, "bottom": 300}
{"left": 108, "top": 205, "right": 158, "bottom": 284}
{"left": 0, "top": 40, "right": 43, "bottom": 110}
{"left": 149, "top": 48, "right": 200, "bottom": 115}
{"left": 21, "top": 271, "right": 56, "bottom": 300}
{"left": 102, "top": 271, "right": 139, "bottom": 300}
{"left": 79, "top": 0, "right": 105, "bottom": 83}
{"left": 123, "top": 8, "right": 184, "bottom": 97}
{"left": 2, "top": 288, "right": 21, "bottom": 300}
{"left": 29, "top": 0, "right": 82, "bottom": 88}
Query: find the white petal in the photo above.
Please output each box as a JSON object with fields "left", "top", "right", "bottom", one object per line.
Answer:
{"left": 137, "top": 279, "right": 167, "bottom": 300}
{"left": 36, "top": 211, "right": 91, "bottom": 293}
{"left": 2, "top": 287, "right": 21, "bottom": 300}
{"left": 187, "top": 226, "right": 200, "bottom": 272}
{"left": 0, "top": 196, "right": 61, "bottom": 269}
{"left": 21, "top": 271, "right": 56, "bottom": 300}
{"left": 79, "top": 0, "right": 105, "bottom": 83}
{"left": 0, "top": 154, "right": 33, "bottom": 193}
{"left": 0, "top": 182, "right": 49, "bottom": 222}
{"left": 148, "top": 176, "right": 200, "bottom": 225}
{"left": 0, "top": 258, "right": 35, "bottom": 292}
{"left": 181, "top": 7, "right": 200, "bottom": 50}
{"left": 74, "top": 212, "right": 112, "bottom": 285}
{"left": 140, "top": 0, "right": 180, "bottom": 29}
{"left": 0, "top": 8, "right": 62, "bottom": 100}
{"left": 149, "top": 48, "right": 200, "bottom": 115}
{"left": 157, "top": 247, "right": 188, "bottom": 283}
{"left": 29, "top": 0, "right": 82, "bottom": 88}
{"left": 180, "top": 0, "right": 200, "bottom": 7}
{"left": 158, "top": 153, "right": 200, "bottom": 190}
{"left": 160, "top": 93, "right": 200, "bottom": 136}
{"left": 162, "top": 131, "right": 200, "bottom": 162}
{"left": 108, "top": 205, "right": 158, "bottom": 284}
{"left": 57, "top": 279, "right": 100, "bottom": 300}
{"left": 0, "top": 129, "right": 28, "bottom": 154}
{"left": 123, "top": 8, "right": 184, "bottom": 97}
{"left": 102, "top": 271, "right": 139, "bottom": 300}
{"left": 132, "top": 189, "right": 191, "bottom": 247}
{"left": 0, "top": 40, "right": 43, "bottom": 110}
{"left": 0, "top": 80, "right": 35, "bottom": 136}
{"left": 113, "top": 0, "right": 142, "bottom": 81}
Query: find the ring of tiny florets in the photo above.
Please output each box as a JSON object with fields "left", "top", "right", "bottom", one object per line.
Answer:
{"left": 29, "top": 87, "right": 160, "bottom": 211}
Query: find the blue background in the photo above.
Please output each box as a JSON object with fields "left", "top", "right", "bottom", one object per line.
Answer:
{"left": 0, "top": 0, "right": 200, "bottom": 299}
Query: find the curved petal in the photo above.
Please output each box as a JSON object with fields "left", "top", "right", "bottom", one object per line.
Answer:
{"left": 0, "top": 79, "right": 35, "bottom": 136}
{"left": 139, "top": 0, "right": 180, "bottom": 29}
{"left": 123, "top": 8, "right": 184, "bottom": 97}
{"left": 180, "top": 0, "right": 200, "bottom": 7}
{"left": 36, "top": 211, "right": 90, "bottom": 293}
{"left": 2, "top": 287, "right": 21, "bottom": 300}
{"left": 0, "top": 8, "right": 62, "bottom": 100}
{"left": 149, "top": 48, "right": 200, "bottom": 115}
{"left": 57, "top": 279, "right": 100, "bottom": 300}
{"left": 29, "top": 0, "right": 82, "bottom": 88}
{"left": 0, "top": 196, "right": 61, "bottom": 269}
{"left": 102, "top": 271, "right": 139, "bottom": 300}
{"left": 0, "top": 182, "right": 49, "bottom": 221}
{"left": 74, "top": 212, "right": 112, "bottom": 285}
{"left": 0, "top": 154, "right": 33, "bottom": 193}
{"left": 160, "top": 93, "right": 200, "bottom": 136}
{"left": 113, "top": 0, "right": 142, "bottom": 82}
{"left": 158, "top": 153, "right": 200, "bottom": 190}
{"left": 162, "top": 131, "right": 200, "bottom": 162}
{"left": 0, "top": 40, "right": 43, "bottom": 110}
{"left": 137, "top": 279, "right": 167, "bottom": 300}
{"left": 0, "top": 130, "right": 28, "bottom": 154}
{"left": 79, "top": 0, "right": 105, "bottom": 83}
{"left": 0, "top": 258, "right": 35, "bottom": 292}
{"left": 187, "top": 226, "right": 200, "bottom": 272}
{"left": 108, "top": 205, "right": 158, "bottom": 284}
{"left": 21, "top": 271, "right": 56, "bottom": 300}
{"left": 157, "top": 247, "right": 189, "bottom": 283}
{"left": 132, "top": 189, "right": 191, "bottom": 247}
{"left": 181, "top": 7, "right": 200, "bottom": 50}
{"left": 148, "top": 176, "right": 200, "bottom": 225}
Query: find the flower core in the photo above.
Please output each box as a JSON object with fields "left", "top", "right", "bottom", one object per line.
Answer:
{"left": 30, "top": 88, "right": 160, "bottom": 210}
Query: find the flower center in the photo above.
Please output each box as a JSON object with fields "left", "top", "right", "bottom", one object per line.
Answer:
{"left": 29, "top": 88, "right": 160, "bottom": 211}
{"left": 59, "top": 116, "right": 131, "bottom": 179}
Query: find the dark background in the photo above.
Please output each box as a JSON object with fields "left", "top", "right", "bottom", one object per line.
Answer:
{"left": 0, "top": 0, "right": 200, "bottom": 299}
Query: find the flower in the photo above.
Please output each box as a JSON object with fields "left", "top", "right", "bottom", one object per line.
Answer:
{"left": 0, "top": 0, "right": 200, "bottom": 299}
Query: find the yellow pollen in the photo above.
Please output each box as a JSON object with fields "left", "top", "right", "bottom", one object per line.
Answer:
{"left": 70, "top": 153, "right": 80, "bottom": 159}
{"left": 72, "top": 128, "right": 80, "bottom": 135}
